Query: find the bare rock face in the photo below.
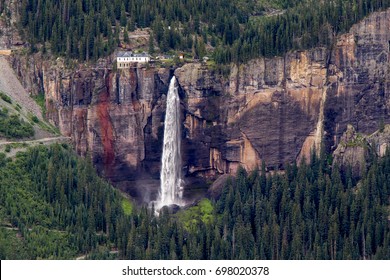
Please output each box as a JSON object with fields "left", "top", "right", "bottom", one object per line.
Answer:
{"left": 175, "top": 48, "right": 329, "bottom": 175}
{"left": 174, "top": 63, "right": 226, "bottom": 178}
{"left": 0, "top": 1, "right": 24, "bottom": 49}
{"left": 333, "top": 124, "right": 390, "bottom": 177}
{"left": 325, "top": 10, "right": 390, "bottom": 150}
{"left": 229, "top": 49, "right": 328, "bottom": 170}
{"left": 332, "top": 125, "right": 372, "bottom": 178}
{"left": 369, "top": 124, "right": 390, "bottom": 157}
{"left": 8, "top": 9, "right": 390, "bottom": 192}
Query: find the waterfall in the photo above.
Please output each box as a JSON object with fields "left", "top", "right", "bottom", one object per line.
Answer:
{"left": 159, "top": 76, "right": 183, "bottom": 206}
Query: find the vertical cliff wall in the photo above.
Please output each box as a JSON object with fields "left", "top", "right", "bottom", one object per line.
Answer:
{"left": 10, "top": 56, "right": 172, "bottom": 184}
{"left": 325, "top": 10, "right": 390, "bottom": 148}
{"left": 175, "top": 48, "right": 329, "bottom": 175}
{"left": 8, "top": 9, "right": 390, "bottom": 191}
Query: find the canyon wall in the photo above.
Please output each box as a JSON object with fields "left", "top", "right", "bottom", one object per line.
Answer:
{"left": 325, "top": 11, "right": 390, "bottom": 148}
{"left": 176, "top": 48, "right": 329, "bottom": 175}
{"left": 7, "top": 9, "right": 390, "bottom": 193}
{"left": 10, "top": 55, "right": 172, "bottom": 186}
{"left": 0, "top": 0, "right": 22, "bottom": 49}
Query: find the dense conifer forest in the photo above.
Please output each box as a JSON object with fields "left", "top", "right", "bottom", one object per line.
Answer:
{"left": 18, "top": 0, "right": 390, "bottom": 63}
{"left": 0, "top": 145, "right": 125, "bottom": 259}
{"left": 1, "top": 145, "right": 389, "bottom": 259}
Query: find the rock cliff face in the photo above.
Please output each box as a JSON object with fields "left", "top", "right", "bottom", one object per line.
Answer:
{"left": 11, "top": 55, "right": 172, "bottom": 187}
{"left": 332, "top": 125, "right": 372, "bottom": 178}
{"left": 325, "top": 10, "right": 390, "bottom": 149}
{"left": 176, "top": 48, "right": 329, "bottom": 176}
{"left": 0, "top": 0, "right": 22, "bottom": 49}
{"left": 8, "top": 9, "right": 390, "bottom": 196}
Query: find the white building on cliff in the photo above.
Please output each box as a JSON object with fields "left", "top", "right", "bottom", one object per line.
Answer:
{"left": 117, "top": 51, "right": 150, "bottom": 68}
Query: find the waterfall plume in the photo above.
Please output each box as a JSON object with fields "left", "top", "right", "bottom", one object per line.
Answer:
{"left": 159, "top": 76, "right": 183, "bottom": 207}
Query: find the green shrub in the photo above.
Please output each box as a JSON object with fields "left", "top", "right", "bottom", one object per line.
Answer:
{"left": 31, "top": 115, "right": 39, "bottom": 123}
{"left": 0, "top": 152, "right": 6, "bottom": 167}
{"left": 33, "top": 93, "right": 46, "bottom": 116}
{"left": 0, "top": 107, "right": 9, "bottom": 116}
{"left": 0, "top": 92, "right": 12, "bottom": 104}
{"left": 121, "top": 199, "right": 133, "bottom": 216}
{"left": 4, "top": 145, "right": 11, "bottom": 153}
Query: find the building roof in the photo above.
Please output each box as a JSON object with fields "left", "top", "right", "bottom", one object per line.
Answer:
{"left": 133, "top": 52, "right": 150, "bottom": 57}
{"left": 117, "top": 51, "right": 150, "bottom": 58}
{"left": 117, "top": 51, "right": 132, "bottom": 57}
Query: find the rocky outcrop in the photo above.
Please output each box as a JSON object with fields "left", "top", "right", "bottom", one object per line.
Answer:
{"left": 333, "top": 124, "right": 390, "bottom": 177}
{"left": 369, "top": 124, "right": 390, "bottom": 157}
{"left": 8, "top": 9, "right": 390, "bottom": 196}
{"left": 332, "top": 125, "right": 372, "bottom": 177}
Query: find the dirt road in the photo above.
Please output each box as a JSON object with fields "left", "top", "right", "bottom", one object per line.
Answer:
{"left": 0, "top": 136, "right": 71, "bottom": 146}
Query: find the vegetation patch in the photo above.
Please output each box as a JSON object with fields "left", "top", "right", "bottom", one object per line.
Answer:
{"left": 178, "top": 199, "right": 214, "bottom": 231}
{"left": 0, "top": 152, "right": 7, "bottom": 166}
{"left": 0, "top": 144, "right": 127, "bottom": 259}
{"left": 341, "top": 133, "right": 368, "bottom": 148}
{"left": 32, "top": 92, "right": 46, "bottom": 117}
{"left": 31, "top": 115, "right": 39, "bottom": 123}
{"left": 0, "top": 227, "right": 29, "bottom": 259}
{"left": 121, "top": 199, "right": 133, "bottom": 216}
{"left": 0, "top": 107, "right": 34, "bottom": 139}
{"left": 4, "top": 145, "right": 11, "bottom": 153}
{"left": 0, "top": 92, "right": 12, "bottom": 104}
